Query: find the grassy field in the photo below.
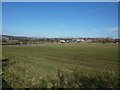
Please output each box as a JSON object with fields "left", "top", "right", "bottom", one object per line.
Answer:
{"left": 2, "top": 43, "right": 119, "bottom": 88}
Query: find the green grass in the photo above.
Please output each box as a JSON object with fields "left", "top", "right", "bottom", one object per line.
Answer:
{"left": 2, "top": 43, "right": 119, "bottom": 88}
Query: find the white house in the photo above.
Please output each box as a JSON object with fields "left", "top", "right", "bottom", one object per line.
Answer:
{"left": 60, "top": 40, "right": 65, "bottom": 43}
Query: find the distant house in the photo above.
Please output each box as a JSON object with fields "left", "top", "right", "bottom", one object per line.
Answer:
{"left": 85, "top": 39, "right": 94, "bottom": 42}
{"left": 77, "top": 39, "right": 84, "bottom": 42}
{"left": 60, "top": 38, "right": 85, "bottom": 43}
{"left": 72, "top": 39, "right": 84, "bottom": 43}
{"left": 75, "top": 39, "right": 84, "bottom": 43}
{"left": 2, "top": 36, "right": 9, "bottom": 41}
{"left": 60, "top": 40, "right": 65, "bottom": 43}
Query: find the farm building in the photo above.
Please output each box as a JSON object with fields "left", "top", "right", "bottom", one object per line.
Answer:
{"left": 60, "top": 40, "right": 65, "bottom": 43}
{"left": 60, "top": 38, "right": 85, "bottom": 43}
{"left": 60, "top": 38, "right": 73, "bottom": 43}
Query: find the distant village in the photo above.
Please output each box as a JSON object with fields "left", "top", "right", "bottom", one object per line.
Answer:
{"left": 0, "top": 35, "right": 119, "bottom": 45}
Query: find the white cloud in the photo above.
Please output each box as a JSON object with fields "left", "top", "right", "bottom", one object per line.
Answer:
{"left": 106, "top": 27, "right": 118, "bottom": 32}
{"left": 58, "top": 25, "right": 65, "bottom": 28}
{"left": 93, "top": 28, "right": 99, "bottom": 32}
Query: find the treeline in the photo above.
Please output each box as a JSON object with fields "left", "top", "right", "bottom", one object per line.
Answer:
{"left": 98, "top": 38, "right": 119, "bottom": 43}
{"left": 1, "top": 35, "right": 120, "bottom": 45}
{"left": 1, "top": 36, "right": 58, "bottom": 45}
{"left": 89, "top": 37, "right": 119, "bottom": 43}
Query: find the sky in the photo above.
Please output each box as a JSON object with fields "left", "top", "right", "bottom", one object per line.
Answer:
{"left": 2, "top": 2, "right": 118, "bottom": 38}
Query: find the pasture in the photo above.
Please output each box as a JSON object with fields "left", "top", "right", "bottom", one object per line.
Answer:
{"left": 2, "top": 43, "right": 119, "bottom": 88}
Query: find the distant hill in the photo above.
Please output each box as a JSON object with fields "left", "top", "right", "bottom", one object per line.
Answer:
{"left": 1, "top": 35, "right": 49, "bottom": 40}
{"left": 2, "top": 35, "right": 28, "bottom": 39}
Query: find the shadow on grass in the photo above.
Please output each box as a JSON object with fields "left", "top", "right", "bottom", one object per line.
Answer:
{"left": 2, "top": 59, "right": 16, "bottom": 67}
{"left": 2, "top": 79, "right": 13, "bottom": 89}
{"left": 1, "top": 58, "right": 119, "bottom": 88}
{"left": 37, "top": 69, "right": 118, "bottom": 88}
{"left": 2, "top": 58, "right": 16, "bottom": 89}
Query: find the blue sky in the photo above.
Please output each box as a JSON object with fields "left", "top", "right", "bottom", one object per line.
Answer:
{"left": 2, "top": 2, "right": 118, "bottom": 38}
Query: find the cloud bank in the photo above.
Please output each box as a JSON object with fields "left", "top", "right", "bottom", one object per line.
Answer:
{"left": 58, "top": 25, "right": 65, "bottom": 28}
{"left": 106, "top": 27, "right": 118, "bottom": 32}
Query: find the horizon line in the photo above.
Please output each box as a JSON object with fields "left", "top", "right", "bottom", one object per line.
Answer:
{"left": 1, "top": 34, "right": 119, "bottom": 39}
